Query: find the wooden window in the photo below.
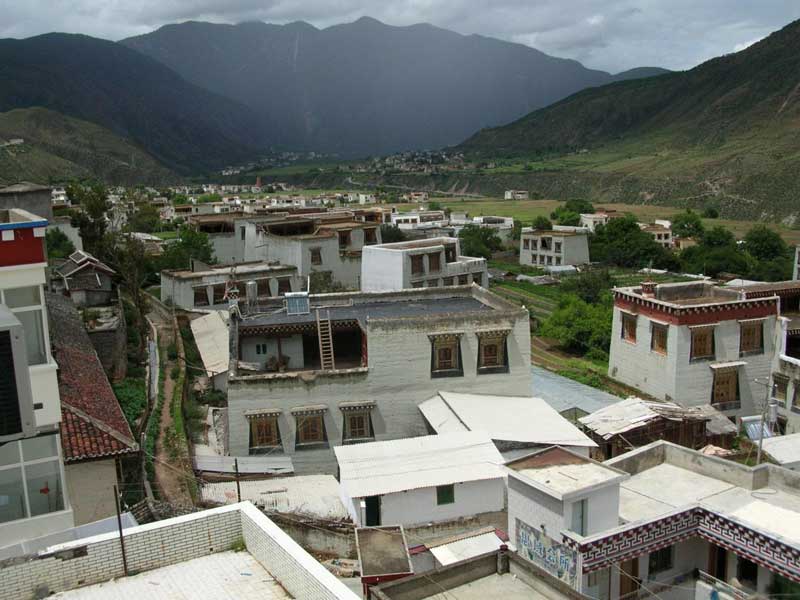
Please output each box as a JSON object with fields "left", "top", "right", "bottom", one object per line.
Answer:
{"left": 431, "top": 336, "right": 461, "bottom": 377}
{"left": 193, "top": 286, "right": 209, "bottom": 307}
{"left": 794, "top": 383, "right": 800, "bottom": 411}
{"left": 296, "top": 414, "right": 326, "bottom": 445}
{"left": 428, "top": 252, "right": 441, "bottom": 272}
{"left": 256, "top": 278, "right": 271, "bottom": 298}
{"left": 410, "top": 255, "right": 425, "bottom": 275}
{"left": 773, "top": 375, "right": 788, "bottom": 402}
{"left": 363, "top": 228, "right": 377, "bottom": 245}
{"left": 338, "top": 230, "right": 351, "bottom": 248}
{"left": 458, "top": 274, "right": 469, "bottom": 285}
{"left": 249, "top": 416, "right": 280, "bottom": 452}
{"left": 477, "top": 334, "right": 508, "bottom": 373}
{"left": 343, "top": 411, "right": 373, "bottom": 442}
{"left": 523, "top": 239, "right": 530, "bottom": 250}
{"left": 712, "top": 369, "right": 739, "bottom": 408}
{"left": 310, "top": 248, "right": 322, "bottom": 265}
{"left": 740, "top": 321, "right": 764, "bottom": 355}
{"left": 212, "top": 283, "right": 226, "bottom": 304}
{"left": 648, "top": 546, "right": 674, "bottom": 576}
{"left": 277, "top": 278, "right": 291, "bottom": 295}
{"left": 650, "top": 323, "right": 668, "bottom": 355}
{"left": 621, "top": 313, "right": 637, "bottom": 343}
{"left": 691, "top": 327, "right": 715, "bottom": 360}
{"left": 436, "top": 484, "right": 455, "bottom": 505}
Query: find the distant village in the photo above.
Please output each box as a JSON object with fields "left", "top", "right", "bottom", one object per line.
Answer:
{"left": 0, "top": 179, "right": 799, "bottom": 599}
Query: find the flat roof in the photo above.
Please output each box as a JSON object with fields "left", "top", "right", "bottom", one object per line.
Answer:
{"left": 420, "top": 392, "right": 595, "bottom": 447}
{"left": 165, "top": 261, "right": 294, "bottom": 280}
{"left": 425, "top": 572, "right": 551, "bottom": 600}
{"left": 369, "top": 237, "right": 457, "bottom": 251}
{"left": 335, "top": 432, "right": 504, "bottom": 499}
{"left": 240, "top": 294, "right": 494, "bottom": 331}
{"left": 0, "top": 207, "right": 48, "bottom": 228}
{"left": 507, "top": 447, "right": 627, "bottom": 500}
{"left": 762, "top": 433, "right": 800, "bottom": 465}
{"left": 356, "top": 527, "right": 413, "bottom": 577}
{"left": 51, "top": 551, "right": 291, "bottom": 600}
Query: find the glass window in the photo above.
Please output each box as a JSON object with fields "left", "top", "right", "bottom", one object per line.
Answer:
{"left": 15, "top": 309, "right": 46, "bottom": 365}
{"left": 25, "top": 460, "right": 64, "bottom": 517}
{"left": 4, "top": 286, "right": 41, "bottom": 308}
{"left": 296, "top": 414, "right": 326, "bottom": 445}
{"left": 0, "top": 442, "right": 20, "bottom": 467}
{"left": 740, "top": 321, "right": 764, "bottom": 355}
{"left": 648, "top": 546, "right": 674, "bottom": 576}
{"left": 651, "top": 323, "right": 668, "bottom": 354}
{"left": 249, "top": 416, "right": 281, "bottom": 453}
{"left": 621, "top": 313, "right": 637, "bottom": 342}
{"left": 428, "top": 253, "right": 441, "bottom": 273}
{"left": 571, "top": 498, "right": 587, "bottom": 535}
{"left": 691, "top": 327, "right": 715, "bottom": 360}
{"left": 436, "top": 484, "right": 455, "bottom": 505}
{"left": 0, "top": 466, "right": 27, "bottom": 523}
{"left": 21, "top": 435, "right": 58, "bottom": 462}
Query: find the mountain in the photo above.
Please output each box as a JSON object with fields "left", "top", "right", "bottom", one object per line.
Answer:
{"left": 458, "top": 20, "right": 800, "bottom": 219}
{"left": 122, "top": 18, "right": 666, "bottom": 157}
{"left": 611, "top": 67, "right": 671, "bottom": 81}
{"left": 0, "top": 33, "right": 267, "bottom": 174}
{"left": 0, "top": 108, "right": 175, "bottom": 186}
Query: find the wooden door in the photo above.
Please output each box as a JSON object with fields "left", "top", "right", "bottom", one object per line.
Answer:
{"left": 619, "top": 558, "right": 640, "bottom": 597}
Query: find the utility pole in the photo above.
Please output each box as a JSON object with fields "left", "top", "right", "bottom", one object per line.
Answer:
{"left": 113, "top": 484, "right": 129, "bottom": 576}
{"left": 234, "top": 458, "right": 241, "bottom": 502}
{"left": 754, "top": 377, "right": 775, "bottom": 465}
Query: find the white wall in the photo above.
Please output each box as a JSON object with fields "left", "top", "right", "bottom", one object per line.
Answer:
{"left": 371, "top": 477, "right": 505, "bottom": 527}
{"left": 361, "top": 247, "right": 405, "bottom": 292}
{"left": 241, "top": 334, "right": 304, "bottom": 370}
{"left": 65, "top": 459, "right": 118, "bottom": 526}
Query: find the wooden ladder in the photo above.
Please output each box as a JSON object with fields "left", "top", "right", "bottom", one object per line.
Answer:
{"left": 316, "top": 309, "right": 335, "bottom": 371}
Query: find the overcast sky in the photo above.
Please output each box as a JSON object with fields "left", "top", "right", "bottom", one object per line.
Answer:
{"left": 2, "top": 1, "right": 799, "bottom": 72}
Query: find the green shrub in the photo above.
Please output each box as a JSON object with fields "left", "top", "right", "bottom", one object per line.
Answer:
{"left": 113, "top": 378, "right": 147, "bottom": 428}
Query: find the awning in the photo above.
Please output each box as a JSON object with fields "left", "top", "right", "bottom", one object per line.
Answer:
{"left": 339, "top": 400, "right": 376, "bottom": 412}
{"left": 290, "top": 404, "right": 328, "bottom": 415}
{"left": 244, "top": 408, "right": 282, "bottom": 419}
{"left": 709, "top": 361, "right": 747, "bottom": 370}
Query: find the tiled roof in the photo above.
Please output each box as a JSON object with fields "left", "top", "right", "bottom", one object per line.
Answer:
{"left": 46, "top": 293, "right": 137, "bottom": 463}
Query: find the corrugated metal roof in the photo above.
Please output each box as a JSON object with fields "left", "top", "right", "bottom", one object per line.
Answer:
{"left": 192, "top": 455, "right": 293, "bottom": 475}
{"left": 579, "top": 397, "right": 712, "bottom": 440}
{"left": 419, "top": 392, "right": 595, "bottom": 447}
{"left": 335, "top": 432, "right": 504, "bottom": 499}
{"left": 428, "top": 531, "right": 509, "bottom": 567}
{"left": 190, "top": 311, "right": 230, "bottom": 377}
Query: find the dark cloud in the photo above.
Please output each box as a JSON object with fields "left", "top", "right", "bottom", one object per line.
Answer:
{"left": 1, "top": 0, "right": 799, "bottom": 72}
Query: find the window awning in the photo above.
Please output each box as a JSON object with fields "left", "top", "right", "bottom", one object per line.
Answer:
{"left": 290, "top": 404, "right": 328, "bottom": 415}
{"left": 244, "top": 408, "right": 282, "bottom": 419}
{"left": 709, "top": 361, "right": 747, "bottom": 371}
{"left": 475, "top": 329, "right": 511, "bottom": 339}
{"left": 428, "top": 332, "right": 463, "bottom": 342}
{"left": 738, "top": 317, "right": 768, "bottom": 324}
{"left": 689, "top": 323, "right": 717, "bottom": 329}
{"left": 339, "top": 400, "right": 376, "bottom": 412}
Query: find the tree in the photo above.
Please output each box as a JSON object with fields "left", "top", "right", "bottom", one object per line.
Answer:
{"left": 108, "top": 236, "right": 151, "bottom": 362}
{"left": 458, "top": 224, "right": 502, "bottom": 259}
{"left": 511, "top": 219, "right": 525, "bottom": 240}
{"left": 702, "top": 226, "right": 736, "bottom": 248}
{"left": 68, "top": 183, "right": 111, "bottom": 258}
{"left": 743, "top": 225, "right": 788, "bottom": 261}
{"left": 560, "top": 269, "right": 615, "bottom": 304}
{"left": 550, "top": 199, "right": 592, "bottom": 226}
{"left": 672, "top": 210, "right": 705, "bottom": 239}
{"left": 127, "top": 203, "right": 160, "bottom": 233}
{"left": 197, "top": 193, "right": 221, "bottom": 203}
{"left": 539, "top": 295, "right": 612, "bottom": 357}
{"left": 379, "top": 224, "right": 407, "bottom": 243}
{"left": 590, "top": 216, "right": 666, "bottom": 268}
{"left": 702, "top": 206, "right": 720, "bottom": 219}
{"left": 45, "top": 228, "right": 75, "bottom": 260}
{"left": 531, "top": 216, "right": 553, "bottom": 231}
{"left": 157, "top": 227, "right": 215, "bottom": 271}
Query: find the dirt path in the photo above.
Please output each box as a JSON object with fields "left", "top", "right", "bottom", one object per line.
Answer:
{"left": 148, "top": 304, "right": 194, "bottom": 507}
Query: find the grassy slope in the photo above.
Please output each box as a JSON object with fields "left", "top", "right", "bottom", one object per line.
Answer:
{"left": 456, "top": 20, "right": 800, "bottom": 220}
{"left": 0, "top": 107, "right": 175, "bottom": 185}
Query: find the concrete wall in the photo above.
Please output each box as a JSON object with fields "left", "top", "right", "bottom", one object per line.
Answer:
{"left": 520, "top": 233, "right": 589, "bottom": 268}
{"left": 64, "top": 459, "right": 118, "bottom": 526}
{"left": 609, "top": 308, "right": 777, "bottom": 417}
{"left": 361, "top": 247, "right": 405, "bottom": 291}
{"left": 358, "top": 478, "right": 505, "bottom": 528}
{"left": 0, "top": 188, "right": 52, "bottom": 221}
{"left": 508, "top": 475, "right": 563, "bottom": 544}
{"left": 161, "top": 269, "right": 302, "bottom": 310}
{"left": 227, "top": 310, "right": 531, "bottom": 473}
{"left": 0, "top": 503, "right": 357, "bottom": 600}
{"left": 241, "top": 334, "right": 304, "bottom": 370}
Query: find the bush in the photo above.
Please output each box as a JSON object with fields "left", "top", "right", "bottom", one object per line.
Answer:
{"left": 167, "top": 342, "right": 178, "bottom": 360}
{"left": 171, "top": 365, "right": 181, "bottom": 380}
{"left": 539, "top": 295, "right": 612, "bottom": 357}
{"left": 113, "top": 378, "right": 147, "bottom": 428}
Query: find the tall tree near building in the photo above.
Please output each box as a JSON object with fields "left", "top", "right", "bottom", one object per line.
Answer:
{"left": 109, "top": 235, "right": 151, "bottom": 362}
{"left": 45, "top": 228, "right": 75, "bottom": 260}
{"left": 68, "top": 182, "right": 111, "bottom": 258}
{"left": 458, "top": 224, "right": 502, "bottom": 259}
{"left": 672, "top": 210, "right": 706, "bottom": 239}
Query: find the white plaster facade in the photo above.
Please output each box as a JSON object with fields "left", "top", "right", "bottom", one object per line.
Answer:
{"left": 226, "top": 287, "right": 531, "bottom": 474}
{"left": 361, "top": 237, "right": 487, "bottom": 292}
{"left": 520, "top": 229, "right": 590, "bottom": 268}
{"left": 64, "top": 459, "right": 117, "bottom": 526}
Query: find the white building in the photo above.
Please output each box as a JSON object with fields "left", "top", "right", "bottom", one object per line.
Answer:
{"left": 336, "top": 432, "right": 505, "bottom": 527}
{"left": 390, "top": 210, "right": 447, "bottom": 230}
{"left": 504, "top": 190, "right": 529, "bottom": 200}
{"left": 361, "top": 237, "right": 487, "bottom": 292}
{"left": 160, "top": 260, "right": 302, "bottom": 310}
{"left": 50, "top": 188, "right": 69, "bottom": 207}
{"left": 640, "top": 220, "right": 673, "bottom": 249}
{"left": 225, "top": 285, "right": 532, "bottom": 474}
{"left": 419, "top": 391, "right": 596, "bottom": 460}
{"left": 520, "top": 228, "right": 590, "bottom": 269}
{"left": 0, "top": 209, "right": 73, "bottom": 546}
{"left": 761, "top": 432, "right": 800, "bottom": 470}
{"left": 508, "top": 441, "right": 800, "bottom": 598}
{"left": 609, "top": 280, "right": 779, "bottom": 419}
